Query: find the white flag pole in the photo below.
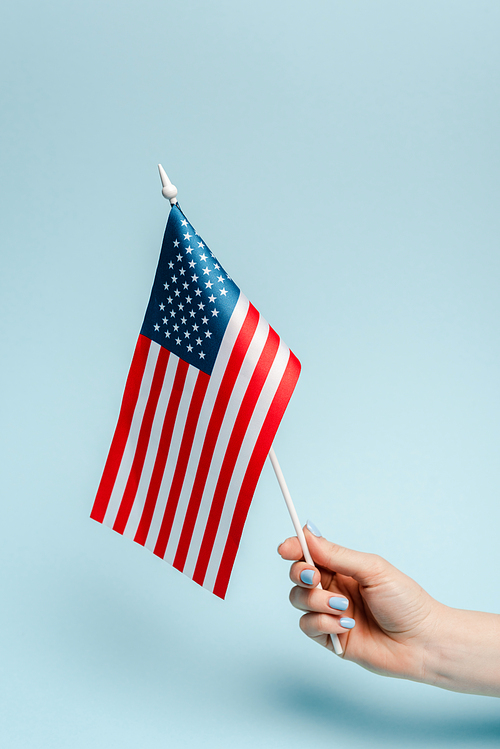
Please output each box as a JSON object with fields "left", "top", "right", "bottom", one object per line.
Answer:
{"left": 269, "top": 446, "right": 343, "bottom": 656}
{"left": 157, "top": 167, "right": 341, "bottom": 654}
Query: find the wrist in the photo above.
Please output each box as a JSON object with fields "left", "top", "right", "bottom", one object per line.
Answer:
{"left": 421, "top": 604, "right": 500, "bottom": 696}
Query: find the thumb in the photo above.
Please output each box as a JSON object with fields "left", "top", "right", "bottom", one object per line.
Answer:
{"left": 304, "top": 525, "right": 388, "bottom": 586}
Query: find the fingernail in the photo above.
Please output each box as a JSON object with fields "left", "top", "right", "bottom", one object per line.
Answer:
{"left": 300, "top": 569, "right": 315, "bottom": 585}
{"left": 306, "top": 520, "right": 322, "bottom": 537}
{"left": 328, "top": 596, "right": 348, "bottom": 611}
{"left": 339, "top": 617, "right": 355, "bottom": 629}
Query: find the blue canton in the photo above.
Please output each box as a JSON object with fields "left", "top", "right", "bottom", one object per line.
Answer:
{"left": 141, "top": 204, "right": 240, "bottom": 375}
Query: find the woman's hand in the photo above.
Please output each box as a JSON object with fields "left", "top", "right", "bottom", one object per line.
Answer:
{"left": 278, "top": 522, "right": 500, "bottom": 695}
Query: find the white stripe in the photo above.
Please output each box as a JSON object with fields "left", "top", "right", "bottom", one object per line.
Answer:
{"left": 161, "top": 293, "right": 250, "bottom": 561}
{"left": 181, "top": 314, "right": 270, "bottom": 577}
{"left": 203, "top": 342, "right": 291, "bottom": 592}
{"left": 102, "top": 344, "right": 161, "bottom": 528}
{"left": 122, "top": 354, "right": 197, "bottom": 540}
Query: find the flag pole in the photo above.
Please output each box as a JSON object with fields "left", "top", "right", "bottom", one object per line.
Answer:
{"left": 158, "top": 166, "right": 341, "bottom": 653}
{"left": 268, "top": 447, "right": 343, "bottom": 656}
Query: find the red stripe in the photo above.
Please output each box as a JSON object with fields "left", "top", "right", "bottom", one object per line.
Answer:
{"left": 153, "top": 371, "right": 210, "bottom": 559}
{"left": 192, "top": 327, "right": 280, "bottom": 586}
{"left": 133, "top": 357, "right": 191, "bottom": 545}
{"left": 212, "top": 350, "right": 301, "bottom": 599}
{"left": 152, "top": 369, "right": 210, "bottom": 557}
{"left": 171, "top": 304, "right": 260, "bottom": 572}
{"left": 91, "top": 335, "right": 151, "bottom": 523}
{"left": 112, "top": 347, "right": 171, "bottom": 533}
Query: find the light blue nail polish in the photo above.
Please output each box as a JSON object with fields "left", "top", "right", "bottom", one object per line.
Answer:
{"left": 300, "top": 569, "right": 315, "bottom": 585}
{"left": 328, "top": 596, "right": 348, "bottom": 611}
{"left": 339, "top": 617, "right": 355, "bottom": 629}
{"left": 306, "top": 520, "right": 322, "bottom": 537}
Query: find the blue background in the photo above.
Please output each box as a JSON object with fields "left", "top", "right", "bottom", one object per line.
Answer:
{"left": 1, "top": 1, "right": 499, "bottom": 746}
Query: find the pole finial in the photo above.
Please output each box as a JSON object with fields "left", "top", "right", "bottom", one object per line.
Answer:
{"left": 158, "top": 164, "right": 178, "bottom": 205}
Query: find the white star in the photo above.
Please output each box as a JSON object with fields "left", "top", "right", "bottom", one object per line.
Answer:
{"left": 208, "top": 294, "right": 216, "bottom": 303}
{"left": 165, "top": 330, "right": 170, "bottom": 338}
{"left": 173, "top": 324, "right": 179, "bottom": 331}
{"left": 181, "top": 316, "right": 187, "bottom": 325}
{"left": 205, "top": 330, "right": 212, "bottom": 338}
{"left": 159, "top": 303, "right": 165, "bottom": 310}
{"left": 219, "top": 287, "right": 228, "bottom": 296}
{"left": 154, "top": 324, "right": 160, "bottom": 331}
{"left": 173, "top": 239, "right": 180, "bottom": 247}
{"left": 174, "top": 289, "right": 180, "bottom": 297}
{"left": 202, "top": 267, "right": 211, "bottom": 276}
{"left": 188, "top": 260, "right": 196, "bottom": 268}
{"left": 199, "top": 253, "right": 207, "bottom": 262}
{"left": 198, "top": 302, "right": 205, "bottom": 310}
{"left": 217, "top": 275, "right": 224, "bottom": 283}
{"left": 214, "top": 263, "right": 220, "bottom": 270}
{"left": 178, "top": 303, "right": 184, "bottom": 310}
{"left": 189, "top": 310, "right": 196, "bottom": 318}
{"left": 193, "top": 323, "right": 199, "bottom": 331}
{"left": 194, "top": 288, "right": 202, "bottom": 296}
{"left": 196, "top": 337, "right": 202, "bottom": 345}
{"left": 164, "top": 282, "right": 169, "bottom": 290}
{"left": 199, "top": 351, "right": 205, "bottom": 359}
{"left": 201, "top": 316, "right": 208, "bottom": 324}
{"left": 162, "top": 317, "right": 168, "bottom": 324}
{"left": 187, "top": 344, "right": 193, "bottom": 352}
{"left": 171, "top": 275, "right": 177, "bottom": 283}
{"left": 176, "top": 253, "right": 183, "bottom": 262}
{"left": 168, "top": 261, "right": 174, "bottom": 269}
{"left": 183, "top": 282, "right": 189, "bottom": 290}
{"left": 183, "top": 232, "right": 192, "bottom": 240}
{"left": 184, "top": 331, "right": 190, "bottom": 338}
{"left": 179, "top": 268, "right": 186, "bottom": 276}
{"left": 185, "top": 246, "right": 193, "bottom": 254}
{"left": 176, "top": 337, "right": 181, "bottom": 345}
{"left": 170, "top": 310, "right": 176, "bottom": 317}
{"left": 212, "top": 309, "right": 219, "bottom": 317}
{"left": 186, "top": 295, "right": 192, "bottom": 304}
{"left": 181, "top": 219, "right": 188, "bottom": 227}
{"left": 167, "top": 296, "right": 173, "bottom": 304}
{"left": 191, "top": 274, "right": 199, "bottom": 283}
{"left": 198, "top": 241, "right": 204, "bottom": 248}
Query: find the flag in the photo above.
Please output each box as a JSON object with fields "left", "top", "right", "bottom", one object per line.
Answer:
{"left": 91, "top": 203, "right": 300, "bottom": 598}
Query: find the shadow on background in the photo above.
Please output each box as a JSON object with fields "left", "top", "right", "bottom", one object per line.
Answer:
{"left": 265, "top": 675, "right": 500, "bottom": 744}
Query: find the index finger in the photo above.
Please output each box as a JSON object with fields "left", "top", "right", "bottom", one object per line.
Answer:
{"left": 277, "top": 536, "right": 303, "bottom": 561}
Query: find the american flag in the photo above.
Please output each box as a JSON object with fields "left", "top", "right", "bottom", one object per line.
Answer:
{"left": 91, "top": 204, "right": 300, "bottom": 598}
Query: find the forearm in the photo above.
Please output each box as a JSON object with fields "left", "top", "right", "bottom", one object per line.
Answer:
{"left": 423, "top": 605, "right": 500, "bottom": 697}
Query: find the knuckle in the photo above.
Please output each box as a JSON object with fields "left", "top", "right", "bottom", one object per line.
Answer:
{"left": 316, "top": 613, "right": 334, "bottom": 633}
{"left": 327, "top": 541, "right": 343, "bottom": 557}
{"left": 289, "top": 586, "right": 316, "bottom": 611}
{"left": 304, "top": 588, "right": 316, "bottom": 608}
{"left": 289, "top": 586, "right": 299, "bottom": 606}
{"left": 299, "top": 613, "right": 312, "bottom": 634}
{"left": 289, "top": 561, "right": 302, "bottom": 584}
{"left": 366, "top": 553, "right": 386, "bottom": 576}
{"left": 326, "top": 542, "right": 349, "bottom": 566}
{"left": 299, "top": 612, "right": 332, "bottom": 637}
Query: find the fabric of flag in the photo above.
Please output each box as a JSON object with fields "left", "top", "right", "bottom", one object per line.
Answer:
{"left": 91, "top": 204, "right": 300, "bottom": 599}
